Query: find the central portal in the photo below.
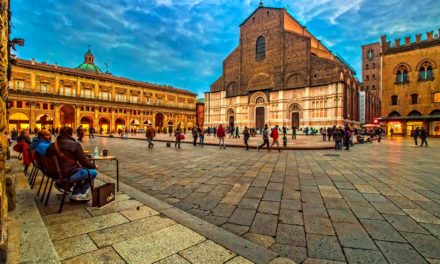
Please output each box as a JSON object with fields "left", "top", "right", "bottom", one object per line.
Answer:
{"left": 256, "top": 107, "right": 265, "bottom": 129}
{"left": 291, "top": 112, "right": 300, "bottom": 128}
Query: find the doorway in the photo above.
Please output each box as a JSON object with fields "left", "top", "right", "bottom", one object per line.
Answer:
{"left": 256, "top": 107, "right": 265, "bottom": 129}
{"left": 291, "top": 112, "right": 300, "bottom": 128}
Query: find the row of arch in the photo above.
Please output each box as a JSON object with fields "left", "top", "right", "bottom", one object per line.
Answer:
{"left": 395, "top": 59, "right": 435, "bottom": 83}
{"left": 388, "top": 109, "right": 440, "bottom": 117}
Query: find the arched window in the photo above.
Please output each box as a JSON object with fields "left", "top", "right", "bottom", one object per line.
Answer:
{"left": 372, "top": 85, "right": 376, "bottom": 90}
{"left": 396, "top": 65, "right": 409, "bottom": 84}
{"left": 368, "top": 50, "right": 374, "bottom": 60}
{"left": 418, "top": 61, "right": 433, "bottom": 81}
{"left": 365, "top": 64, "right": 369, "bottom": 69}
{"left": 411, "top": 94, "right": 419, "bottom": 104}
{"left": 256, "top": 97, "right": 265, "bottom": 104}
{"left": 391, "top": 95, "right": 398, "bottom": 105}
{"left": 366, "top": 75, "right": 369, "bottom": 81}
{"left": 256, "top": 36, "right": 265, "bottom": 61}
{"left": 372, "top": 74, "right": 375, "bottom": 80}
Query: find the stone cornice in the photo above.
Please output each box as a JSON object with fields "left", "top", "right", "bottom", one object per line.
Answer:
{"left": 11, "top": 58, "right": 196, "bottom": 96}
{"left": 382, "top": 39, "right": 440, "bottom": 55}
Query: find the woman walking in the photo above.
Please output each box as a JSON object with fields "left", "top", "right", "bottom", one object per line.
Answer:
{"left": 217, "top": 124, "right": 226, "bottom": 149}
{"left": 175, "top": 124, "right": 183, "bottom": 148}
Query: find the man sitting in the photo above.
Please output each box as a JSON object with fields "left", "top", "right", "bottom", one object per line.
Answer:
{"left": 46, "top": 126, "right": 97, "bottom": 201}
{"left": 31, "top": 129, "right": 52, "bottom": 155}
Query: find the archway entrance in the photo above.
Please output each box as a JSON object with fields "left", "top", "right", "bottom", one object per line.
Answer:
{"left": 99, "top": 117, "right": 110, "bottom": 134}
{"left": 36, "top": 114, "right": 54, "bottom": 130}
{"left": 115, "top": 118, "right": 125, "bottom": 132}
{"left": 256, "top": 107, "right": 265, "bottom": 130}
{"left": 155, "top": 113, "right": 164, "bottom": 130}
{"left": 60, "top": 105, "right": 75, "bottom": 127}
{"left": 8, "top": 112, "right": 30, "bottom": 131}
{"left": 80, "top": 116, "right": 93, "bottom": 133}
{"left": 227, "top": 109, "right": 235, "bottom": 128}
{"left": 291, "top": 112, "right": 300, "bottom": 129}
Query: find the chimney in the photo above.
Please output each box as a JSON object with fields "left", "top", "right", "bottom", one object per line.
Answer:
{"left": 381, "top": 35, "right": 387, "bottom": 51}
{"left": 427, "top": 31, "right": 434, "bottom": 41}
{"left": 405, "top": 36, "right": 411, "bottom": 45}
{"left": 415, "top": 34, "right": 422, "bottom": 43}
{"left": 394, "top": 38, "right": 401, "bottom": 47}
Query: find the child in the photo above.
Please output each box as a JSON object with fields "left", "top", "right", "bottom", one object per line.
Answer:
{"left": 282, "top": 135, "right": 287, "bottom": 147}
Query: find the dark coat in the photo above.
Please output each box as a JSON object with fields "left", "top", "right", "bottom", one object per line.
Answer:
{"left": 46, "top": 135, "right": 95, "bottom": 177}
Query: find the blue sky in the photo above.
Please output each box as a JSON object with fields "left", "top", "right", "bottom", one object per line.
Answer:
{"left": 11, "top": 0, "right": 439, "bottom": 98}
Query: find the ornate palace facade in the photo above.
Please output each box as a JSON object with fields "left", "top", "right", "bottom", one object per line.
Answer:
{"left": 375, "top": 30, "right": 440, "bottom": 136}
{"left": 205, "top": 4, "right": 379, "bottom": 130}
{"left": 7, "top": 49, "right": 197, "bottom": 133}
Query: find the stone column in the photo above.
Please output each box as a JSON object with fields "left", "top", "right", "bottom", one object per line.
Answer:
{"left": 94, "top": 108, "right": 99, "bottom": 130}
{"left": 152, "top": 112, "right": 156, "bottom": 128}
{"left": 75, "top": 106, "right": 81, "bottom": 128}
{"left": 94, "top": 83, "right": 99, "bottom": 99}
{"left": 54, "top": 104, "right": 61, "bottom": 128}
{"left": 76, "top": 80, "right": 81, "bottom": 97}
{"left": 54, "top": 76, "right": 60, "bottom": 94}
{"left": 30, "top": 73, "right": 36, "bottom": 92}
{"left": 111, "top": 86, "right": 116, "bottom": 101}
{"left": 30, "top": 102, "right": 36, "bottom": 130}
{"left": 126, "top": 110, "right": 130, "bottom": 128}
{"left": 111, "top": 109, "right": 115, "bottom": 133}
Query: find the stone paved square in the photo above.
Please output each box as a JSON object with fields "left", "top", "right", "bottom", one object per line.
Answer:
{"left": 86, "top": 137, "right": 440, "bottom": 263}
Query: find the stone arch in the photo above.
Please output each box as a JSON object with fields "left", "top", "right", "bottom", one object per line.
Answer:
{"left": 388, "top": 111, "right": 401, "bottom": 117}
{"left": 408, "top": 110, "right": 422, "bottom": 117}
{"left": 226, "top": 81, "right": 238, "bottom": 97}
{"left": 416, "top": 59, "right": 436, "bottom": 71}
{"left": 249, "top": 91, "right": 269, "bottom": 104}
{"left": 227, "top": 108, "right": 235, "bottom": 127}
{"left": 429, "top": 109, "right": 440, "bottom": 116}
{"left": 98, "top": 116, "right": 110, "bottom": 133}
{"left": 9, "top": 112, "right": 30, "bottom": 131}
{"left": 286, "top": 73, "right": 306, "bottom": 88}
{"left": 155, "top": 112, "right": 164, "bottom": 129}
{"left": 248, "top": 72, "right": 274, "bottom": 90}
{"left": 36, "top": 113, "right": 54, "bottom": 130}
{"left": 393, "top": 63, "right": 412, "bottom": 74}
{"left": 115, "top": 117, "right": 126, "bottom": 131}
{"left": 60, "top": 104, "right": 75, "bottom": 127}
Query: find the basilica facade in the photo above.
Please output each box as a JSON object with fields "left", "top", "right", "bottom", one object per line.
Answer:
{"left": 205, "top": 4, "right": 379, "bottom": 130}
{"left": 7, "top": 49, "right": 197, "bottom": 133}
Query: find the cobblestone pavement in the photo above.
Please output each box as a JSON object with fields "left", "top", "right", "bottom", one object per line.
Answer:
{"left": 84, "top": 137, "right": 440, "bottom": 264}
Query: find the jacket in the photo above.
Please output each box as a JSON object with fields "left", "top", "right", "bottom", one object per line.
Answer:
{"left": 31, "top": 137, "right": 51, "bottom": 155}
{"left": 262, "top": 128, "right": 269, "bottom": 140}
{"left": 271, "top": 128, "right": 279, "bottom": 140}
{"left": 46, "top": 135, "right": 96, "bottom": 177}
{"left": 217, "top": 126, "right": 225, "bottom": 137}
{"left": 146, "top": 126, "right": 156, "bottom": 139}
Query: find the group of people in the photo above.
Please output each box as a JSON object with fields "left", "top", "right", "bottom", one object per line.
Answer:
{"left": 13, "top": 127, "right": 98, "bottom": 201}
{"left": 411, "top": 127, "right": 429, "bottom": 147}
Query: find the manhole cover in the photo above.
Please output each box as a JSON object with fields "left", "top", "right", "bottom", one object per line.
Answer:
{"left": 323, "top": 154, "right": 340, "bottom": 157}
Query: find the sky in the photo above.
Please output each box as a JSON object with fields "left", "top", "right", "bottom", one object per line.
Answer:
{"left": 11, "top": 0, "right": 440, "bottom": 98}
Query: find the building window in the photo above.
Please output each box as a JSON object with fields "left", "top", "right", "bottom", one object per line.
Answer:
{"left": 411, "top": 94, "right": 419, "bottom": 104}
{"left": 65, "top": 86, "right": 72, "bottom": 96}
{"left": 368, "top": 50, "right": 373, "bottom": 60}
{"left": 365, "top": 64, "right": 369, "bottom": 70}
{"left": 256, "top": 36, "right": 265, "bottom": 61}
{"left": 366, "top": 75, "right": 369, "bottom": 81}
{"left": 256, "top": 97, "right": 265, "bottom": 104}
{"left": 396, "top": 65, "right": 409, "bottom": 84}
{"left": 100, "top": 91, "right": 110, "bottom": 100}
{"left": 82, "top": 89, "right": 92, "bottom": 98}
{"left": 116, "top": 93, "right": 126, "bottom": 102}
{"left": 391, "top": 95, "right": 398, "bottom": 105}
{"left": 434, "top": 92, "right": 440, "bottom": 103}
{"left": 372, "top": 74, "right": 375, "bottom": 80}
{"left": 16, "top": 81, "right": 24, "bottom": 90}
{"left": 419, "top": 63, "right": 433, "bottom": 81}
{"left": 130, "top": 95, "right": 138, "bottom": 104}
{"left": 372, "top": 85, "right": 376, "bottom": 90}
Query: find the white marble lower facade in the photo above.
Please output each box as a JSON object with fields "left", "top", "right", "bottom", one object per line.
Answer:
{"left": 205, "top": 82, "right": 358, "bottom": 130}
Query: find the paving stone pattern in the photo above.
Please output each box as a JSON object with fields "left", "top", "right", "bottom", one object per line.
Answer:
{"left": 87, "top": 137, "right": 440, "bottom": 263}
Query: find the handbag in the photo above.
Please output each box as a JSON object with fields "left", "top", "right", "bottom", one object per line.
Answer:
{"left": 92, "top": 183, "right": 115, "bottom": 207}
{"left": 179, "top": 133, "right": 185, "bottom": 140}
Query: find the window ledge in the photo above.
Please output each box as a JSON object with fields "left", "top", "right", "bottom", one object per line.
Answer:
{"left": 417, "top": 78, "right": 434, "bottom": 82}
{"left": 395, "top": 81, "right": 410, "bottom": 85}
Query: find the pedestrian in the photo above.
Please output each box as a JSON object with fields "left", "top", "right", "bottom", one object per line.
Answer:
{"left": 282, "top": 134, "right": 287, "bottom": 148}
{"left": 327, "top": 127, "right": 332, "bottom": 141}
{"left": 282, "top": 126, "right": 287, "bottom": 136}
{"left": 146, "top": 123, "right": 156, "bottom": 148}
{"left": 270, "top": 125, "right": 281, "bottom": 152}
{"left": 169, "top": 126, "right": 173, "bottom": 137}
{"left": 175, "top": 124, "right": 183, "bottom": 148}
{"left": 344, "top": 126, "right": 351, "bottom": 150}
{"left": 321, "top": 127, "right": 327, "bottom": 141}
{"left": 213, "top": 127, "right": 217, "bottom": 137}
{"left": 376, "top": 127, "right": 383, "bottom": 143}
{"left": 217, "top": 124, "right": 226, "bottom": 149}
{"left": 192, "top": 126, "right": 199, "bottom": 146}
{"left": 235, "top": 126, "right": 240, "bottom": 138}
{"left": 257, "top": 124, "right": 270, "bottom": 151}
{"left": 243, "top": 126, "right": 250, "bottom": 150}
{"left": 88, "top": 126, "right": 94, "bottom": 139}
{"left": 420, "top": 127, "right": 428, "bottom": 147}
{"left": 76, "top": 125, "right": 84, "bottom": 142}
{"left": 199, "top": 126, "right": 205, "bottom": 146}
{"left": 413, "top": 127, "right": 420, "bottom": 146}
{"left": 291, "top": 126, "right": 297, "bottom": 140}
{"left": 333, "top": 127, "right": 342, "bottom": 150}
{"left": 390, "top": 127, "right": 394, "bottom": 137}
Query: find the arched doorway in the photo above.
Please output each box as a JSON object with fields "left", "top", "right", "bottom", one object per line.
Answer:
{"left": 227, "top": 109, "right": 235, "bottom": 128}
{"left": 99, "top": 117, "right": 110, "bottom": 134}
{"left": 255, "top": 107, "right": 265, "bottom": 130}
{"left": 155, "top": 113, "right": 164, "bottom": 130}
{"left": 36, "top": 114, "right": 54, "bottom": 130}
{"left": 8, "top": 112, "right": 30, "bottom": 132}
{"left": 60, "top": 104, "right": 75, "bottom": 127}
{"left": 115, "top": 117, "right": 125, "bottom": 132}
{"left": 130, "top": 119, "right": 140, "bottom": 128}
{"left": 80, "top": 116, "right": 93, "bottom": 133}
{"left": 290, "top": 104, "right": 301, "bottom": 129}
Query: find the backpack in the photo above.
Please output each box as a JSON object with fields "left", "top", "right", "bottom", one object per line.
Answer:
{"left": 270, "top": 130, "right": 274, "bottom": 138}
